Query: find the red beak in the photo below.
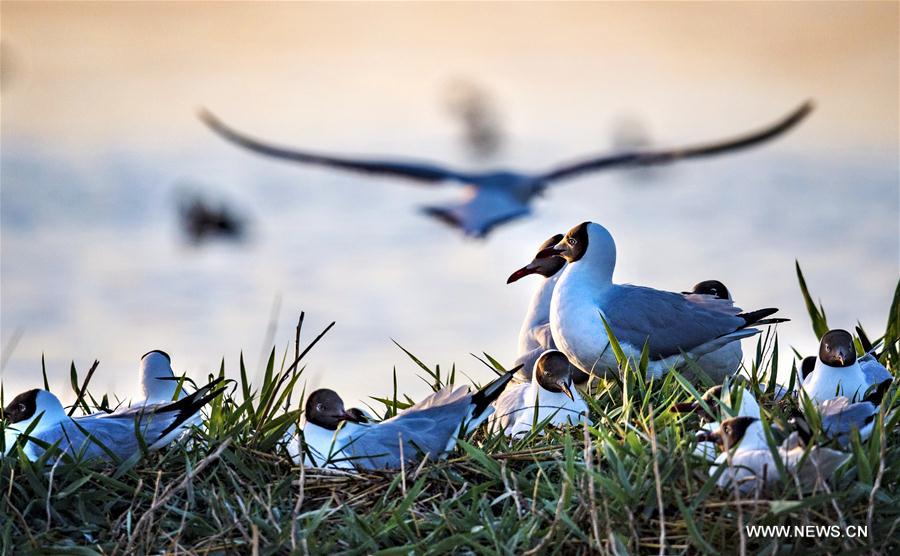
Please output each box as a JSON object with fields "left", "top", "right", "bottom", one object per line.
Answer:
{"left": 507, "top": 264, "right": 538, "bottom": 284}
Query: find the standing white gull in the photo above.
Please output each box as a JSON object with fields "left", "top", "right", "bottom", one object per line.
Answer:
{"left": 3, "top": 379, "right": 224, "bottom": 462}
{"left": 547, "top": 222, "right": 786, "bottom": 379}
{"left": 506, "top": 234, "right": 584, "bottom": 383}
{"left": 801, "top": 329, "right": 891, "bottom": 404}
{"left": 699, "top": 416, "right": 849, "bottom": 495}
{"left": 199, "top": 102, "right": 813, "bottom": 237}
{"left": 294, "top": 367, "right": 518, "bottom": 470}
{"left": 491, "top": 350, "right": 588, "bottom": 437}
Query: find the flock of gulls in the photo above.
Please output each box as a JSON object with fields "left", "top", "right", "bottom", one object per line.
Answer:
{"left": 0, "top": 96, "right": 892, "bottom": 497}
{"left": 3, "top": 220, "right": 895, "bottom": 496}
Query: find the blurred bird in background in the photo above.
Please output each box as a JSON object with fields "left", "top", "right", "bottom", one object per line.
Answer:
{"left": 199, "top": 101, "right": 813, "bottom": 238}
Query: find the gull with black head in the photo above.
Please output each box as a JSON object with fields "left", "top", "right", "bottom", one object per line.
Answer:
{"left": 293, "top": 367, "right": 518, "bottom": 470}
{"left": 796, "top": 329, "right": 894, "bottom": 445}
{"left": 547, "top": 222, "right": 787, "bottom": 379}
{"left": 679, "top": 280, "right": 744, "bottom": 382}
{"left": 800, "top": 327, "right": 894, "bottom": 388}
{"left": 801, "top": 329, "right": 891, "bottom": 404}
{"left": 491, "top": 350, "right": 588, "bottom": 437}
{"left": 507, "top": 234, "right": 585, "bottom": 383}
{"left": 699, "top": 416, "right": 849, "bottom": 494}
{"left": 3, "top": 379, "right": 225, "bottom": 462}
{"left": 199, "top": 102, "right": 812, "bottom": 237}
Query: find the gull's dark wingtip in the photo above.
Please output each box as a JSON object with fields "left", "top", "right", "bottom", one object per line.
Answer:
{"left": 196, "top": 106, "right": 221, "bottom": 128}
{"left": 785, "top": 99, "right": 815, "bottom": 126}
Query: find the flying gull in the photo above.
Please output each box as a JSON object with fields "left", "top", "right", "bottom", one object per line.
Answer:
{"left": 199, "top": 102, "right": 813, "bottom": 237}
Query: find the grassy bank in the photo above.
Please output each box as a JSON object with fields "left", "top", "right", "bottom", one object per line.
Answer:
{"left": 1, "top": 270, "right": 898, "bottom": 554}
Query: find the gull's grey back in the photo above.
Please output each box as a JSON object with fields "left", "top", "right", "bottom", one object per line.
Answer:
{"left": 342, "top": 387, "right": 473, "bottom": 469}
{"left": 25, "top": 409, "right": 189, "bottom": 461}
{"left": 602, "top": 285, "right": 746, "bottom": 358}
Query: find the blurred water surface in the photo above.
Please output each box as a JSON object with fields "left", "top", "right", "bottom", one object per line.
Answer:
{"left": 2, "top": 2, "right": 898, "bottom": 406}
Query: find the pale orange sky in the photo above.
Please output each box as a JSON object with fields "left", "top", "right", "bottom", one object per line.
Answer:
{"left": 3, "top": 1, "right": 897, "bottom": 153}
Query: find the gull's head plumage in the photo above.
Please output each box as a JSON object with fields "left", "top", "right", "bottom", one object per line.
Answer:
{"left": 551, "top": 222, "right": 616, "bottom": 281}
{"left": 697, "top": 416, "right": 758, "bottom": 449}
{"left": 3, "top": 389, "right": 66, "bottom": 430}
{"left": 534, "top": 350, "right": 577, "bottom": 401}
{"left": 688, "top": 280, "right": 732, "bottom": 301}
{"left": 818, "top": 329, "right": 857, "bottom": 368}
{"left": 305, "top": 389, "right": 364, "bottom": 431}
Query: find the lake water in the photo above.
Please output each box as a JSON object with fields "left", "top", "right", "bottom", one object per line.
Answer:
{"left": 2, "top": 2, "right": 897, "bottom": 408}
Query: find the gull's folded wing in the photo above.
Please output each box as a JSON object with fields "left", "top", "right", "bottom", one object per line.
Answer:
{"left": 601, "top": 286, "right": 754, "bottom": 359}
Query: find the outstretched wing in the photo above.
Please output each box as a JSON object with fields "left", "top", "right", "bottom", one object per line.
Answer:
{"left": 540, "top": 101, "right": 813, "bottom": 183}
{"left": 422, "top": 186, "right": 530, "bottom": 238}
{"left": 199, "top": 109, "right": 472, "bottom": 185}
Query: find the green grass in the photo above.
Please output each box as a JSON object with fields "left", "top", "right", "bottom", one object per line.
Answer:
{"left": 1, "top": 269, "right": 898, "bottom": 554}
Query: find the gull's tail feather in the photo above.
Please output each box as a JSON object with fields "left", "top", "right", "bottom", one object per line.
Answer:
{"left": 736, "top": 308, "right": 785, "bottom": 329}
{"left": 753, "top": 317, "right": 790, "bottom": 326}
{"left": 469, "top": 365, "right": 522, "bottom": 420}
{"left": 155, "top": 377, "right": 227, "bottom": 439}
{"left": 705, "top": 328, "right": 760, "bottom": 354}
